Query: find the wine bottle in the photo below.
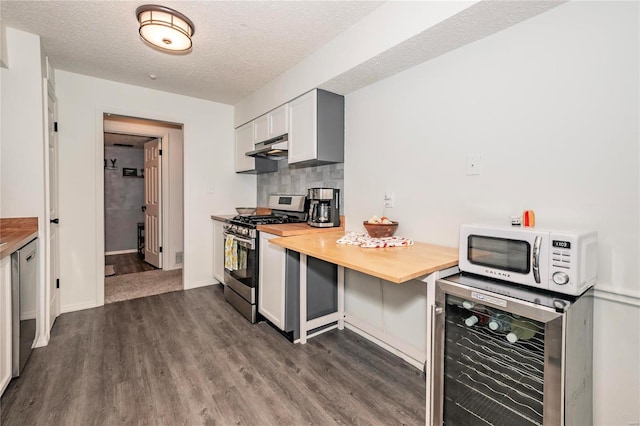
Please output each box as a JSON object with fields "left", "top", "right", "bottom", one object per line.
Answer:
{"left": 465, "top": 315, "right": 480, "bottom": 326}
{"left": 506, "top": 318, "right": 537, "bottom": 343}
{"left": 462, "top": 300, "right": 476, "bottom": 310}
{"left": 488, "top": 313, "right": 512, "bottom": 332}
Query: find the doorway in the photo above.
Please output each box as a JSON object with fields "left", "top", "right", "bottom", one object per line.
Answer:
{"left": 102, "top": 114, "right": 184, "bottom": 304}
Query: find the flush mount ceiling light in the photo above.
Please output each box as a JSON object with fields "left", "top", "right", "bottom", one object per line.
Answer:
{"left": 136, "top": 5, "right": 195, "bottom": 52}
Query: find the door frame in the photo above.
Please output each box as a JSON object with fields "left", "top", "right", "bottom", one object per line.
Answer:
{"left": 95, "top": 108, "right": 185, "bottom": 306}
{"left": 40, "top": 77, "right": 59, "bottom": 347}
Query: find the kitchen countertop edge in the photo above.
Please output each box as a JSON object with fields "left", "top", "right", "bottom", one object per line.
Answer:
{"left": 0, "top": 217, "right": 39, "bottom": 259}
{"left": 258, "top": 216, "right": 345, "bottom": 237}
{"left": 270, "top": 231, "right": 458, "bottom": 284}
{"left": 211, "top": 214, "right": 236, "bottom": 222}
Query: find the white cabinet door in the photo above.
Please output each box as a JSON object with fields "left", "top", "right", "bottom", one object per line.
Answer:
{"left": 288, "top": 90, "right": 317, "bottom": 164}
{"left": 235, "top": 122, "right": 255, "bottom": 172}
{"left": 0, "top": 256, "right": 12, "bottom": 395}
{"left": 269, "top": 104, "right": 288, "bottom": 138}
{"left": 258, "top": 232, "right": 286, "bottom": 330}
{"left": 212, "top": 220, "right": 225, "bottom": 283}
{"left": 253, "top": 113, "right": 269, "bottom": 143}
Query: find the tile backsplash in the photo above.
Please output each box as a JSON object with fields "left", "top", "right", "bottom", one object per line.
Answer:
{"left": 257, "top": 161, "right": 344, "bottom": 210}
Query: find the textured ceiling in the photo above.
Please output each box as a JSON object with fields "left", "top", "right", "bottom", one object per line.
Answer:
{"left": 1, "top": 0, "right": 383, "bottom": 105}
{"left": 321, "top": 1, "right": 564, "bottom": 95}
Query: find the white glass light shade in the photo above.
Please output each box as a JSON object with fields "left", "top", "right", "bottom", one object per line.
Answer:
{"left": 136, "top": 6, "right": 195, "bottom": 52}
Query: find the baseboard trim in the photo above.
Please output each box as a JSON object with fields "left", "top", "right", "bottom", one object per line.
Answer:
{"left": 60, "top": 301, "right": 98, "bottom": 314}
{"left": 105, "top": 249, "right": 138, "bottom": 255}
{"left": 345, "top": 315, "right": 424, "bottom": 371}
{"left": 185, "top": 278, "right": 218, "bottom": 290}
{"left": 33, "top": 334, "right": 50, "bottom": 348}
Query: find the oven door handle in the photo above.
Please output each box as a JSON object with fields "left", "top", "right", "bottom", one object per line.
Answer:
{"left": 532, "top": 235, "right": 541, "bottom": 283}
{"left": 223, "top": 232, "right": 255, "bottom": 250}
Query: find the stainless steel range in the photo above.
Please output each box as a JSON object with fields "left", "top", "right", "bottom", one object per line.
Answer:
{"left": 223, "top": 194, "right": 307, "bottom": 322}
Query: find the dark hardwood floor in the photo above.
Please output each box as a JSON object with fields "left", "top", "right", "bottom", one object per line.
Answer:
{"left": 106, "top": 252, "right": 157, "bottom": 276}
{"left": 1, "top": 285, "right": 425, "bottom": 425}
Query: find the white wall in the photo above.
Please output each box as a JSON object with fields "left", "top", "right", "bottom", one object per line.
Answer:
{"left": 0, "top": 28, "right": 48, "bottom": 342}
{"left": 56, "top": 71, "right": 256, "bottom": 312}
{"left": 344, "top": 1, "right": 638, "bottom": 424}
{"left": 0, "top": 28, "right": 45, "bottom": 220}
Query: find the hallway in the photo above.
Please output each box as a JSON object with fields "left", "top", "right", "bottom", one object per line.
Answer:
{"left": 104, "top": 253, "right": 181, "bottom": 304}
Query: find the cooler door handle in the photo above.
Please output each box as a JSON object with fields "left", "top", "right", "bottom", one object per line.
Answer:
{"left": 429, "top": 304, "right": 443, "bottom": 425}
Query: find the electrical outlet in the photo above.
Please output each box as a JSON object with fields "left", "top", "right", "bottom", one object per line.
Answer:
{"left": 384, "top": 192, "right": 395, "bottom": 208}
{"left": 466, "top": 155, "right": 482, "bottom": 175}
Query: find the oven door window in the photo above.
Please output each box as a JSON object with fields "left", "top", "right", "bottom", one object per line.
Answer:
{"left": 443, "top": 294, "right": 545, "bottom": 426}
{"left": 468, "top": 235, "right": 530, "bottom": 274}
{"left": 224, "top": 235, "right": 256, "bottom": 288}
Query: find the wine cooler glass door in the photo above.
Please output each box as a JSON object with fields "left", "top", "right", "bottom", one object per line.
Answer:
{"left": 432, "top": 279, "right": 564, "bottom": 426}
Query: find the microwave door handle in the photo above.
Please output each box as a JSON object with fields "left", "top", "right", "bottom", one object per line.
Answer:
{"left": 532, "top": 235, "right": 542, "bottom": 283}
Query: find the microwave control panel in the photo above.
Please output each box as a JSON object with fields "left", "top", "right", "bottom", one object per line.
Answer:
{"left": 547, "top": 231, "right": 598, "bottom": 295}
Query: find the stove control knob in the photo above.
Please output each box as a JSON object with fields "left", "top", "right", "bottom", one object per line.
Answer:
{"left": 553, "top": 271, "right": 569, "bottom": 285}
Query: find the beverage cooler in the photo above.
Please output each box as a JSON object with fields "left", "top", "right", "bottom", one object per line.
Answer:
{"left": 431, "top": 274, "right": 594, "bottom": 426}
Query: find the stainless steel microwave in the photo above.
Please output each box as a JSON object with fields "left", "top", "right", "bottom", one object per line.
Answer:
{"left": 459, "top": 224, "right": 598, "bottom": 296}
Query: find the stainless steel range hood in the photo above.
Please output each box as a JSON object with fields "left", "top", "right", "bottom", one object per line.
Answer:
{"left": 246, "top": 134, "right": 288, "bottom": 159}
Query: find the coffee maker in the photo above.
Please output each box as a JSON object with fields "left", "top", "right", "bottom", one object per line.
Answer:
{"left": 307, "top": 188, "right": 340, "bottom": 228}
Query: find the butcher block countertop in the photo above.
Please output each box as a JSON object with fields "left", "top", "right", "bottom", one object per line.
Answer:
{"left": 258, "top": 217, "right": 345, "bottom": 237}
{"left": 0, "top": 217, "right": 38, "bottom": 259}
{"left": 210, "top": 214, "right": 236, "bottom": 222}
{"left": 270, "top": 231, "right": 458, "bottom": 284}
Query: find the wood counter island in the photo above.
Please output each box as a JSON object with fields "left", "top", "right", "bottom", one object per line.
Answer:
{"left": 270, "top": 231, "right": 458, "bottom": 344}
{"left": 270, "top": 231, "right": 458, "bottom": 283}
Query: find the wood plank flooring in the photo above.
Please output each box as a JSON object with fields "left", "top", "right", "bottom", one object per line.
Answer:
{"left": 1, "top": 285, "right": 425, "bottom": 425}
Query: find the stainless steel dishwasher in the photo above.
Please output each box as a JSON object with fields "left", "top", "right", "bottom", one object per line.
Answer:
{"left": 11, "top": 238, "right": 38, "bottom": 377}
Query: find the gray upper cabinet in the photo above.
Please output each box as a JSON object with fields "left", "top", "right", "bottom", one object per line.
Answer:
{"left": 288, "top": 89, "right": 344, "bottom": 166}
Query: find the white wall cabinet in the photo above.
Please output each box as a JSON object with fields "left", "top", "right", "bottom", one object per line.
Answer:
{"left": 258, "top": 232, "right": 287, "bottom": 330}
{"left": 212, "top": 219, "right": 225, "bottom": 284}
{"left": 235, "top": 122, "right": 255, "bottom": 173}
{"left": 288, "top": 89, "right": 344, "bottom": 166}
{"left": 235, "top": 121, "right": 276, "bottom": 174}
{"left": 1, "top": 256, "right": 12, "bottom": 395}
{"left": 269, "top": 104, "right": 288, "bottom": 139}
{"left": 253, "top": 114, "right": 269, "bottom": 143}
{"left": 253, "top": 104, "right": 289, "bottom": 145}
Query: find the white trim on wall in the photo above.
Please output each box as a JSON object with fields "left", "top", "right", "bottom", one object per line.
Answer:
{"left": 94, "top": 106, "right": 188, "bottom": 308}
{"left": 105, "top": 249, "right": 138, "bottom": 256}
{"left": 594, "top": 286, "right": 640, "bottom": 308}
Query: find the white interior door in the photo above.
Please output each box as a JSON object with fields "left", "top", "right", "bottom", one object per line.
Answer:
{"left": 144, "top": 139, "right": 162, "bottom": 268}
{"left": 47, "top": 83, "right": 60, "bottom": 328}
